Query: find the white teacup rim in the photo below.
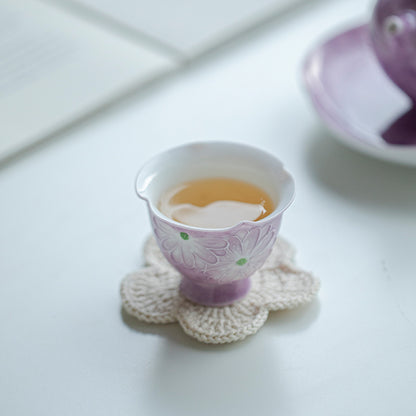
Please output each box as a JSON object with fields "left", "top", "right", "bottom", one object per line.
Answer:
{"left": 135, "top": 141, "right": 295, "bottom": 232}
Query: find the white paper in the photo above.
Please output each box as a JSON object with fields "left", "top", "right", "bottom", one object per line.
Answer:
{"left": 0, "top": 0, "right": 176, "bottom": 161}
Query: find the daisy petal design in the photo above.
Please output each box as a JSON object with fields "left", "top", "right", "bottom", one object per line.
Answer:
{"left": 121, "top": 235, "right": 320, "bottom": 343}
{"left": 152, "top": 216, "right": 223, "bottom": 271}
{"left": 177, "top": 299, "right": 269, "bottom": 344}
{"left": 120, "top": 267, "right": 181, "bottom": 324}
{"left": 205, "top": 225, "right": 277, "bottom": 283}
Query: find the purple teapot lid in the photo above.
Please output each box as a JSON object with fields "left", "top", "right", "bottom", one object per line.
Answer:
{"left": 370, "top": 0, "right": 416, "bottom": 102}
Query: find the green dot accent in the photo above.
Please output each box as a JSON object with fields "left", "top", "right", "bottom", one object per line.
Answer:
{"left": 180, "top": 232, "right": 189, "bottom": 240}
{"left": 236, "top": 258, "right": 247, "bottom": 266}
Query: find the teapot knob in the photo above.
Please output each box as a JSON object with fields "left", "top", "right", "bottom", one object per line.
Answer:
{"left": 370, "top": 0, "right": 416, "bottom": 102}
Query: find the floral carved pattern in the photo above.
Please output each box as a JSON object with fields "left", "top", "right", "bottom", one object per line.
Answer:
{"left": 152, "top": 216, "right": 278, "bottom": 282}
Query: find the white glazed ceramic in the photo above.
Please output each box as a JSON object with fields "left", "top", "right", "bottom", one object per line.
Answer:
{"left": 136, "top": 141, "right": 295, "bottom": 306}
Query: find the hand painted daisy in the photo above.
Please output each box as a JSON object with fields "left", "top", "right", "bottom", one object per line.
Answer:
{"left": 206, "top": 225, "right": 277, "bottom": 282}
{"left": 152, "top": 216, "right": 227, "bottom": 271}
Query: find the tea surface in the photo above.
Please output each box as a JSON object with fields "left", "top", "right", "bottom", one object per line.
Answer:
{"left": 159, "top": 177, "right": 275, "bottom": 228}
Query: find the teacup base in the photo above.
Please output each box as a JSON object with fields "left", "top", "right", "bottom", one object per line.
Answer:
{"left": 179, "top": 276, "right": 251, "bottom": 307}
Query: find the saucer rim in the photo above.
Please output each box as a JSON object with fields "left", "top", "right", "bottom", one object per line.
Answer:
{"left": 303, "top": 24, "right": 416, "bottom": 167}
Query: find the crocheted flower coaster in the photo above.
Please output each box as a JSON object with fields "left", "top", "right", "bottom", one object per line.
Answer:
{"left": 121, "top": 236, "right": 320, "bottom": 344}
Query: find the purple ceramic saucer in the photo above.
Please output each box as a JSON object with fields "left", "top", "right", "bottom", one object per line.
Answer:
{"left": 303, "top": 24, "right": 416, "bottom": 167}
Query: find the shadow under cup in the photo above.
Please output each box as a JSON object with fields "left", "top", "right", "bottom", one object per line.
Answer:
{"left": 136, "top": 142, "right": 295, "bottom": 306}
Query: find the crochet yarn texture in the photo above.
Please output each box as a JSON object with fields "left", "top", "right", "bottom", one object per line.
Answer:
{"left": 121, "top": 236, "right": 320, "bottom": 344}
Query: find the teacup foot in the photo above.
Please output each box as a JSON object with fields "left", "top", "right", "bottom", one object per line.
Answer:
{"left": 179, "top": 276, "right": 251, "bottom": 307}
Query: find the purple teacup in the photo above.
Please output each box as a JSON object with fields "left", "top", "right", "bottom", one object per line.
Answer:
{"left": 136, "top": 142, "right": 295, "bottom": 306}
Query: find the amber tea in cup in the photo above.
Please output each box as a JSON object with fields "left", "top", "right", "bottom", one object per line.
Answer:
{"left": 158, "top": 177, "right": 276, "bottom": 229}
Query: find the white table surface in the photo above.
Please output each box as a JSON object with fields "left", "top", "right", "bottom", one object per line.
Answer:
{"left": 1, "top": 0, "right": 416, "bottom": 415}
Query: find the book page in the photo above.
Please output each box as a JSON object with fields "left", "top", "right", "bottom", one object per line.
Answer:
{"left": 0, "top": 0, "right": 176, "bottom": 161}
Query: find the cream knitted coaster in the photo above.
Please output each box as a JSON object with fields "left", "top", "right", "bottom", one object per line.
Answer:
{"left": 121, "top": 236, "right": 320, "bottom": 344}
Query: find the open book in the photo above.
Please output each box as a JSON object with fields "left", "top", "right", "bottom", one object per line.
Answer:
{"left": 0, "top": 0, "right": 303, "bottom": 162}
